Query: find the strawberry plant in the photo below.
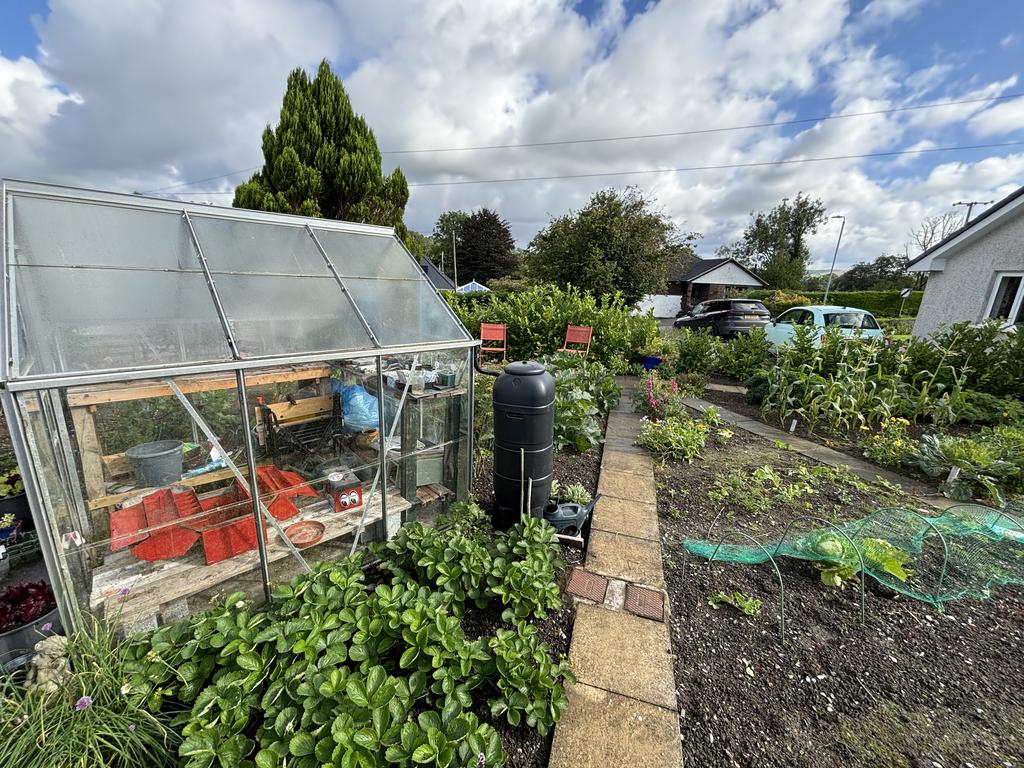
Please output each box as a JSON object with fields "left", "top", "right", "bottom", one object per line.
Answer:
{"left": 125, "top": 501, "right": 573, "bottom": 768}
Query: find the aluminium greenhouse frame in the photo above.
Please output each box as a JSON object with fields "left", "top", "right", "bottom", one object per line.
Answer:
{"left": 0, "top": 179, "right": 480, "bottom": 632}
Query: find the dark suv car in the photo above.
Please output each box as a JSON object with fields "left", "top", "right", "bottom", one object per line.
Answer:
{"left": 673, "top": 298, "right": 771, "bottom": 336}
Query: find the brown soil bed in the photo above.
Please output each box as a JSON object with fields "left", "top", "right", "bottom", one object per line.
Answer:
{"left": 656, "top": 426, "right": 1024, "bottom": 767}
{"left": 466, "top": 417, "right": 604, "bottom": 768}
{"left": 700, "top": 385, "right": 961, "bottom": 491}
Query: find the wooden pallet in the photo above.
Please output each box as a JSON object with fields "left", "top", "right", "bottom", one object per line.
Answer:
{"left": 90, "top": 483, "right": 450, "bottom": 626}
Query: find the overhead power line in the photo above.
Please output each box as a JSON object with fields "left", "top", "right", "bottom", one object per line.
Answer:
{"left": 142, "top": 166, "right": 261, "bottom": 194}
{"left": 140, "top": 90, "right": 1022, "bottom": 193}
{"left": 381, "top": 91, "right": 1024, "bottom": 155}
{"left": 153, "top": 140, "right": 1024, "bottom": 195}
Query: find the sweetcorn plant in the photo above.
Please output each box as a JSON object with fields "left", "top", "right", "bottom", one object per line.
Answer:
{"left": 762, "top": 325, "right": 966, "bottom": 435}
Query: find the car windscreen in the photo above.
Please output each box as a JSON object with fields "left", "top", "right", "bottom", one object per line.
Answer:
{"left": 824, "top": 312, "right": 879, "bottom": 330}
{"left": 731, "top": 302, "right": 767, "bottom": 312}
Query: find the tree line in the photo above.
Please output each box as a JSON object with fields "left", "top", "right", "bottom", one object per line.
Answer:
{"left": 230, "top": 59, "right": 955, "bottom": 301}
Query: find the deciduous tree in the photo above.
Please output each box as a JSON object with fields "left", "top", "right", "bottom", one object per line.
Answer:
{"left": 727, "top": 193, "right": 828, "bottom": 289}
{"left": 525, "top": 188, "right": 694, "bottom": 305}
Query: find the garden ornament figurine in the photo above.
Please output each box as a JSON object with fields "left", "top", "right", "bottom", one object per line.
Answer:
{"left": 25, "top": 634, "right": 72, "bottom": 694}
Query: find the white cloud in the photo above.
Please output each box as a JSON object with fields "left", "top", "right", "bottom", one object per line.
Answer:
{"left": 0, "top": 0, "right": 1020, "bottom": 273}
{"left": 858, "top": 0, "right": 929, "bottom": 27}
{"left": 968, "top": 96, "right": 1024, "bottom": 137}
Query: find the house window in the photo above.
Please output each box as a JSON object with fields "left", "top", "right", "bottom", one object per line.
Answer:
{"left": 987, "top": 273, "right": 1024, "bottom": 327}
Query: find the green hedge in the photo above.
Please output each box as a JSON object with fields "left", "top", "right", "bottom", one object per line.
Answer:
{"left": 445, "top": 285, "right": 658, "bottom": 371}
{"left": 742, "top": 289, "right": 922, "bottom": 317}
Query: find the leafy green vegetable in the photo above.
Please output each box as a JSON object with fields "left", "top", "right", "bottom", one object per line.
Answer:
{"left": 708, "top": 591, "right": 763, "bottom": 616}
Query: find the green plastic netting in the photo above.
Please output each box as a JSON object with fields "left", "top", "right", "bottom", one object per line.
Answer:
{"left": 684, "top": 504, "right": 1024, "bottom": 606}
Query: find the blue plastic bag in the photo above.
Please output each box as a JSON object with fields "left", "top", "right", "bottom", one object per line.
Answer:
{"left": 336, "top": 383, "right": 379, "bottom": 432}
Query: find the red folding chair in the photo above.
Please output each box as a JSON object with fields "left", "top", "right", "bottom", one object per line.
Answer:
{"left": 480, "top": 322, "right": 507, "bottom": 361}
{"left": 559, "top": 325, "right": 592, "bottom": 357}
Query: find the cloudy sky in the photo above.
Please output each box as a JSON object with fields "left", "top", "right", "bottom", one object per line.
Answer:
{"left": 1, "top": 0, "right": 1023, "bottom": 268}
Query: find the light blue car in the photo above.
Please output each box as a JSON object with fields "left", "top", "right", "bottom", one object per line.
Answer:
{"left": 763, "top": 305, "right": 885, "bottom": 348}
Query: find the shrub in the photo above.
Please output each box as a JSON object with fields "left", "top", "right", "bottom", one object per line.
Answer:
{"left": 741, "top": 289, "right": 924, "bottom": 317}
{"left": 958, "top": 390, "right": 1024, "bottom": 425}
{"left": 715, "top": 328, "right": 772, "bottom": 381}
{"left": 538, "top": 353, "right": 619, "bottom": 453}
{"left": 671, "top": 329, "right": 723, "bottom": 373}
{"left": 538, "top": 353, "right": 621, "bottom": 415}
{"left": 749, "top": 290, "right": 814, "bottom": 316}
{"left": 447, "top": 284, "right": 658, "bottom": 371}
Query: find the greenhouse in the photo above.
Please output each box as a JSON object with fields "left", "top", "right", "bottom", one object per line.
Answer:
{"left": 0, "top": 179, "right": 477, "bottom": 633}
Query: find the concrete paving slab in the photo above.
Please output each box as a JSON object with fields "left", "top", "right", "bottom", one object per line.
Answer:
{"left": 567, "top": 603, "right": 676, "bottom": 709}
{"left": 548, "top": 683, "right": 681, "bottom": 768}
{"left": 605, "top": 414, "right": 644, "bottom": 439}
{"left": 600, "top": 450, "right": 655, "bottom": 477}
{"left": 587, "top": 529, "right": 664, "bottom": 588}
{"left": 602, "top": 436, "right": 646, "bottom": 453}
{"left": 590, "top": 496, "right": 660, "bottom": 541}
{"left": 597, "top": 468, "right": 657, "bottom": 504}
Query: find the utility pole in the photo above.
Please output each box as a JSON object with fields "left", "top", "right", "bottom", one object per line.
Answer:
{"left": 822, "top": 215, "right": 845, "bottom": 305}
{"left": 452, "top": 231, "right": 459, "bottom": 289}
{"left": 953, "top": 200, "right": 993, "bottom": 226}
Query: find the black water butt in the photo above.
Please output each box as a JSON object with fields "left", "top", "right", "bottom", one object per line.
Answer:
{"left": 492, "top": 361, "right": 555, "bottom": 528}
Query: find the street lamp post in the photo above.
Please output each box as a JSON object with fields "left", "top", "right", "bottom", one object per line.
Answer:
{"left": 822, "top": 215, "right": 845, "bottom": 305}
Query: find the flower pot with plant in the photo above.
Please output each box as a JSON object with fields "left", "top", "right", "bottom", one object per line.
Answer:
{"left": 639, "top": 339, "right": 665, "bottom": 370}
{"left": 0, "top": 580, "right": 60, "bottom": 662}
{"left": 0, "top": 457, "right": 32, "bottom": 535}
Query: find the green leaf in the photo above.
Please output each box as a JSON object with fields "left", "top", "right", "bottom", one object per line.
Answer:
{"left": 346, "top": 678, "right": 370, "bottom": 708}
{"left": 236, "top": 652, "right": 262, "bottom": 672}
{"left": 254, "top": 749, "right": 278, "bottom": 768}
{"left": 411, "top": 744, "right": 436, "bottom": 764}
{"left": 289, "top": 732, "right": 316, "bottom": 757}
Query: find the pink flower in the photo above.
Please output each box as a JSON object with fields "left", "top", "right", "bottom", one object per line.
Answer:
{"left": 74, "top": 696, "right": 93, "bottom": 711}
{"left": 118, "top": 588, "right": 130, "bottom": 597}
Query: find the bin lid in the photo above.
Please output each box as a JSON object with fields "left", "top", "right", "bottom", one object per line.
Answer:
{"left": 504, "top": 361, "right": 546, "bottom": 376}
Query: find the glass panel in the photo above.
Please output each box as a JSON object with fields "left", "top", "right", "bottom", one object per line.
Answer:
{"left": 243, "top": 357, "right": 389, "bottom": 586}
{"left": 44, "top": 374, "right": 274, "bottom": 627}
{"left": 190, "top": 217, "right": 330, "bottom": 275}
{"left": 14, "top": 390, "right": 84, "bottom": 622}
{"left": 989, "top": 275, "right": 1022, "bottom": 320}
{"left": 214, "top": 274, "right": 374, "bottom": 357}
{"left": 11, "top": 195, "right": 199, "bottom": 270}
{"left": 346, "top": 278, "right": 470, "bottom": 346}
{"left": 14, "top": 266, "right": 231, "bottom": 376}
{"left": 382, "top": 347, "right": 471, "bottom": 528}
{"left": 313, "top": 228, "right": 421, "bottom": 280}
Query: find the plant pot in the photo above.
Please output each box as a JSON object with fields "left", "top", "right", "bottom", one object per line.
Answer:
{"left": 0, "top": 606, "right": 60, "bottom": 661}
{"left": 641, "top": 355, "right": 663, "bottom": 371}
{"left": 126, "top": 440, "right": 184, "bottom": 487}
{"left": 0, "top": 522, "right": 20, "bottom": 542}
{"left": 0, "top": 493, "right": 33, "bottom": 533}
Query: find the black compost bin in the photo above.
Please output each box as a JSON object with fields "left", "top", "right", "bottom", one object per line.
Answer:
{"left": 492, "top": 360, "right": 555, "bottom": 527}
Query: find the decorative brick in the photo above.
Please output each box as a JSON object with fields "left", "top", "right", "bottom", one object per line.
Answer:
{"left": 566, "top": 567, "right": 608, "bottom": 603}
{"left": 624, "top": 583, "right": 665, "bottom": 622}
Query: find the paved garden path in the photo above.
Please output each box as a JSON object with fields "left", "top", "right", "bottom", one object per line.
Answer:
{"left": 683, "top": 394, "right": 957, "bottom": 511}
{"left": 549, "top": 378, "right": 683, "bottom": 768}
